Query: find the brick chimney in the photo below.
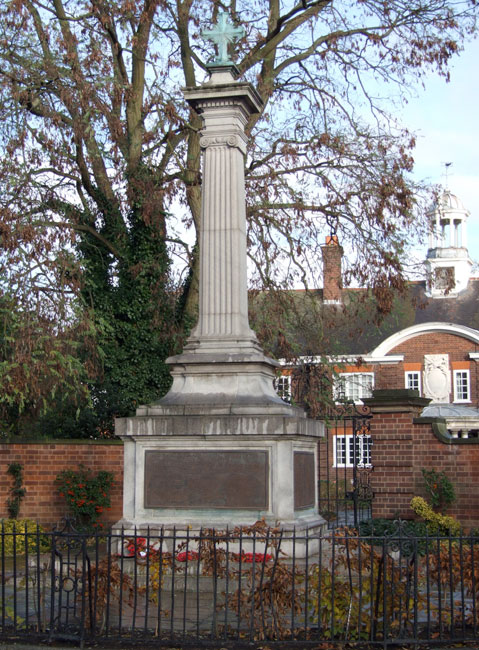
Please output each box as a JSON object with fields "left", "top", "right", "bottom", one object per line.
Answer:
{"left": 321, "top": 235, "right": 343, "bottom": 304}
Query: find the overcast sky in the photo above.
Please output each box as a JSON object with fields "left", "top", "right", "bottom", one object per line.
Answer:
{"left": 400, "top": 35, "right": 479, "bottom": 267}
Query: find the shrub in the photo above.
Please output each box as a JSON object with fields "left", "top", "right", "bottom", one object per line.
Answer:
{"left": 359, "top": 517, "right": 429, "bottom": 538}
{"left": 421, "top": 468, "right": 456, "bottom": 511}
{"left": 359, "top": 518, "right": 434, "bottom": 556}
{"left": 308, "top": 528, "right": 427, "bottom": 640}
{"left": 410, "top": 496, "right": 461, "bottom": 535}
{"left": 0, "top": 519, "right": 49, "bottom": 556}
{"left": 6, "top": 462, "right": 26, "bottom": 519}
{"left": 55, "top": 466, "right": 114, "bottom": 532}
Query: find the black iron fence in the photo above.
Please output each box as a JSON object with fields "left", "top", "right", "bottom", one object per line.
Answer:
{"left": 1, "top": 520, "right": 479, "bottom": 648}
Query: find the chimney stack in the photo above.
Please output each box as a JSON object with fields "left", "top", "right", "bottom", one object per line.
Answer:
{"left": 321, "top": 235, "right": 343, "bottom": 304}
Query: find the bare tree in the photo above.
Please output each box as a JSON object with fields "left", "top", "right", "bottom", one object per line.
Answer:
{"left": 0, "top": 0, "right": 476, "bottom": 431}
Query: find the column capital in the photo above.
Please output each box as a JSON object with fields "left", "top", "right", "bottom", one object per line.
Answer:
{"left": 199, "top": 134, "right": 246, "bottom": 153}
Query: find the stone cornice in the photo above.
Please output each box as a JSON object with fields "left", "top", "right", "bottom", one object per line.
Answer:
{"left": 183, "top": 81, "right": 263, "bottom": 116}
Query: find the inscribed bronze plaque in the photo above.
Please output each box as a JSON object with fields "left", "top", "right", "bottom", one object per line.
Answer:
{"left": 294, "top": 452, "right": 315, "bottom": 510}
{"left": 144, "top": 450, "right": 268, "bottom": 509}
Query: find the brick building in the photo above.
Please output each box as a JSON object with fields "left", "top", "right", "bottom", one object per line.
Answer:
{"left": 276, "top": 189, "right": 479, "bottom": 525}
{"left": 279, "top": 190, "right": 479, "bottom": 431}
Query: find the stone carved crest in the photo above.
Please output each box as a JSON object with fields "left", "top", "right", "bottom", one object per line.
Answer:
{"left": 423, "top": 354, "right": 450, "bottom": 403}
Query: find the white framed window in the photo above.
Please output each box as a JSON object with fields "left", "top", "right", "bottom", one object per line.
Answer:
{"left": 405, "top": 371, "right": 421, "bottom": 395}
{"left": 333, "top": 435, "right": 372, "bottom": 468}
{"left": 274, "top": 374, "right": 292, "bottom": 403}
{"left": 334, "top": 373, "right": 374, "bottom": 403}
{"left": 453, "top": 369, "right": 470, "bottom": 402}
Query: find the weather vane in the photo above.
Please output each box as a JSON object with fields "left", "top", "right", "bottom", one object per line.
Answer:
{"left": 442, "top": 161, "right": 453, "bottom": 189}
{"left": 201, "top": 12, "right": 244, "bottom": 65}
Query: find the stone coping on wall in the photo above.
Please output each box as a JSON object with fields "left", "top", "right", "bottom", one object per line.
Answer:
{"left": 363, "top": 389, "right": 431, "bottom": 412}
{"left": 0, "top": 438, "right": 123, "bottom": 445}
{"left": 413, "top": 417, "right": 479, "bottom": 444}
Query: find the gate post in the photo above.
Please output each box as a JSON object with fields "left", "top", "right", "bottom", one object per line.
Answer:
{"left": 363, "top": 390, "right": 430, "bottom": 520}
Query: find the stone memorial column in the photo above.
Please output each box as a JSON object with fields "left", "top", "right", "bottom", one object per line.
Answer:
{"left": 193, "top": 77, "right": 256, "bottom": 346}
{"left": 115, "top": 14, "right": 325, "bottom": 541}
{"left": 157, "top": 65, "right": 286, "bottom": 409}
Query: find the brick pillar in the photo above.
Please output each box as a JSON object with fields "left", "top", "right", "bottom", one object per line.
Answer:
{"left": 321, "top": 236, "right": 343, "bottom": 303}
{"left": 363, "top": 389, "right": 430, "bottom": 520}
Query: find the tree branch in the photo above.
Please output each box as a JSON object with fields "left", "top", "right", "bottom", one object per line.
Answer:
{"left": 34, "top": 218, "right": 123, "bottom": 260}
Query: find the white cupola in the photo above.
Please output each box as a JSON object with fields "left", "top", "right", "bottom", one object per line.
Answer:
{"left": 425, "top": 189, "right": 472, "bottom": 297}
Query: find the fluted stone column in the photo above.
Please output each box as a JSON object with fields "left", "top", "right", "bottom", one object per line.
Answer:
{"left": 193, "top": 88, "right": 256, "bottom": 346}
{"left": 148, "top": 67, "right": 289, "bottom": 411}
{"left": 182, "top": 70, "right": 261, "bottom": 352}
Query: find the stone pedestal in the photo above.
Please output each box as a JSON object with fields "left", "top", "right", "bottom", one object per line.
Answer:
{"left": 116, "top": 411, "right": 323, "bottom": 533}
{"left": 115, "top": 65, "right": 324, "bottom": 539}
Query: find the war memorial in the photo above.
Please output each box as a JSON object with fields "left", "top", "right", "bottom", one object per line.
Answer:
{"left": 115, "top": 14, "right": 324, "bottom": 537}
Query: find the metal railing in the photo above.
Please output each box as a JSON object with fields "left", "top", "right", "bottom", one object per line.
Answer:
{"left": 318, "top": 410, "right": 374, "bottom": 529}
{"left": 1, "top": 520, "right": 478, "bottom": 647}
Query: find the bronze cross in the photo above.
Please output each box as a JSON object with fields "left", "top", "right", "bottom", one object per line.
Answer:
{"left": 201, "top": 12, "right": 244, "bottom": 64}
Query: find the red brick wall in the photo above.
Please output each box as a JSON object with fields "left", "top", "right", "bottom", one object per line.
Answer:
{"left": 369, "top": 394, "right": 479, "bottom": 528}
{"left": 318, "top": 437, "right": 329, "bottom": 479}
{"left": 0, "top": 442, "right": 124, "bottom": 529}
{"left": 390, "top": 332, "right": 479, "bottom": 360}
{"left": 3, "top": 415, "right": 479, "bottom": 530}
{"left": 412, "top": 430, "right": 479, "bottom": 525}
